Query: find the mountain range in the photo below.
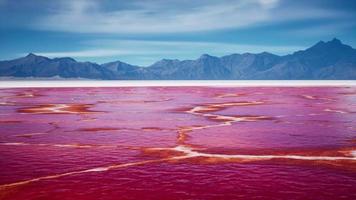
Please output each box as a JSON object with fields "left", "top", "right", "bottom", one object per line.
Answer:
{"left": 1, "top": 38, "right": 355, "bottom": 80}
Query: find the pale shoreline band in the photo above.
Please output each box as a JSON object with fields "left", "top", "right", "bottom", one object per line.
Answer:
{"left": 0, "top": 80, "right": 356, "bottom": 88}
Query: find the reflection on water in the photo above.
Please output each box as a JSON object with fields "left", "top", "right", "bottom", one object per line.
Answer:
{"left": 0, "top": 86, "right": 355, "bottom": 200}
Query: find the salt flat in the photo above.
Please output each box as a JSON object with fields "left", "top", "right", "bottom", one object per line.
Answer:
{"left": 0, "top": 80, "right": 355, "bottom": 88}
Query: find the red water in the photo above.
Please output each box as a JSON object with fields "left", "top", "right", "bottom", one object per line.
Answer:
{"left": 0, "top": 87, "right": 355, "bottom": 200}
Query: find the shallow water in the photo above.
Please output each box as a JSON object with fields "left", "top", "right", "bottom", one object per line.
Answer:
{"left": 0, "top": 87, "right": 355, "bottom": 200}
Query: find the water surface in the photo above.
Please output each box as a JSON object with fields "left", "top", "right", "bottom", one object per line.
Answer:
{"left": 0, "top": 87, "right": 355, "bottom": 199}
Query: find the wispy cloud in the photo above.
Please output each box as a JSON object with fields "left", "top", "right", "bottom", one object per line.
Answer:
{"left": 34, "top": 0, "right": 272, "bottom": 33}
{"left": 33, "top": 50, "right": 133, "bottom": 58}
{"left": 31, "top": 0, "right": 353, "bottom": 34}
{"left": 32, "top": 39, "right": 305, "bottom": 65}
{"left": 85, "top": 39, "right": 305, "bottom": 54}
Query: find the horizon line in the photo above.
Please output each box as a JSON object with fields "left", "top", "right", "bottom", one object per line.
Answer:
{"left": 1, "top": 80, "right": 355, "bottom": 88}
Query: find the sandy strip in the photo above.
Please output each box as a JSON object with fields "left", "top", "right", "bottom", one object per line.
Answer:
{"left": 0, "top": 80, "right": 355, "bottom": 88}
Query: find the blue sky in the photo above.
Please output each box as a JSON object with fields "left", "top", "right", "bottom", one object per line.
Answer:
{"left": 0, "top": 0, "right": 355, "bottom": 66}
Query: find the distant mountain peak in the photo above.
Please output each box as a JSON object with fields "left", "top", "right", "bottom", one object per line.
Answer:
{"left": 259, "top": 51, "right": 277, "bottom": 56}
{"left": 226, "top": 53, "right": 241, "bottom": 57}
{"left": 199, "top": 54, "right": 213, "bottom": 59}
{"left": 153, "top": 58, "right": 179, "bottom": 64}
{"left": 160, "top": 58, "right": 179, "bottom": 62}
{"left": 305, "top": 38, "right": 352, "bottom": 54}
{"left": 53, "top": 57, "right": 77, "bottom": 63}
{"left": 330, "top": 38, "right": 342, "bottom": 44}
{"left": 104, "top": 60, "right": 128, "bottom": 65}
{"left": 26, "top": 53, "right": 37, "bottom": 58}
{"left": 22, "top": 53, "right": 49, "bottom": 62}
{"left": 314, "top": 38, "right": 341, "bottom": 46}
{"left": 315, "top": 40, "right": 326, "bottom": 46}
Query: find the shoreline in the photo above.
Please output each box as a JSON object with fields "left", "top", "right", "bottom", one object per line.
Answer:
{"left": 0, "top": 80, "right": 355, "bottom": 88}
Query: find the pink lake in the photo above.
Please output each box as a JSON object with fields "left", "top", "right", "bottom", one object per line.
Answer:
{"left": 0, "top": 86, "right": 355, "bottom": 200}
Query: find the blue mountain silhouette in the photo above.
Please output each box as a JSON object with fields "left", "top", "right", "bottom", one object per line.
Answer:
{"left": 1, "top": 38, "right": 355, "bottom": 80}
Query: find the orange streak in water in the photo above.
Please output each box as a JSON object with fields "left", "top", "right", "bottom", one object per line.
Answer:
{"left": 18, "top": 104, "right": 101, "bottom": 114}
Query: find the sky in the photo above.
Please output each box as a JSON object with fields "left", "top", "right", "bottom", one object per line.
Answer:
{"left": 0, "top": 0, "right": 355, "bottom": 66}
